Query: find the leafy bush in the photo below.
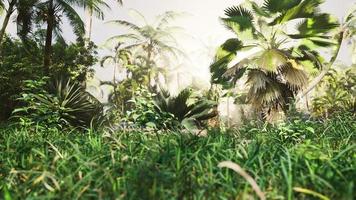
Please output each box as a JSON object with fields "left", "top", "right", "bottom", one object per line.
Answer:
{"left": 121, "top": 87, "right": 178, "bottom": 130}
{"left": 0, "top": 37, "right": 98, "bottom": 122}
{"left": 13, "top": 77, "right": 104, "bottom": 129}
{"left": 0, "top": 37, "right": 42, "bottom": 121}
{"left": 116, "top": 87, "right": 217, "bottom": 131}
{"left": 313, "top": 69, "right": 356, "bottom": 118}
{"left": 153, "top": 88, "right": 218, "bottom": 131}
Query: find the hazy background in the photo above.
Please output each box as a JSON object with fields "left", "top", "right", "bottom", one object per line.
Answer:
{"left": 3, "top": 0, "right": 355, "bottom": 91}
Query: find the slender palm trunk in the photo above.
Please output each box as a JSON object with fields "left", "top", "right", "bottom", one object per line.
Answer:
{"left": 113, "top": 62, "right": 117, "bottom": 84}
{"left": 298, "top": 31, "right": 344, "bottom": 101}
{"left": 43, "top": 0, "right": 55, "bottom": 76}
{"left": 226, "top": 96, "right": 230, "bottom": 127}
{"left": 146, "top": 44, "right": 153, "bottom": 85}
{"left": 0, "top": 0, "right": 16, "bottom": 46}
{"left": 113, "top": 60, "right": 122, "bottom": 112}
{"left": 85, "top": 8, "right": 93, "bottom": 42}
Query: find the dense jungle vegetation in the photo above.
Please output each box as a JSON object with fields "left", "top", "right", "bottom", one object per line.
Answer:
{"left": 0, "top": 0, "right": 355, "bottom": 199}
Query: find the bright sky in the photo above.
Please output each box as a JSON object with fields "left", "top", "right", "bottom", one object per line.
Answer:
{"left": 2, "top": 0, "right": 355, "bottom": 93}
{"left": 89, "top": 0, "right": 355, "bottom": 91}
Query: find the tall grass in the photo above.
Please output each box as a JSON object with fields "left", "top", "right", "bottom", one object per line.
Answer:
{"left": 0, "top": 113, "right": 355, "bottom": 199}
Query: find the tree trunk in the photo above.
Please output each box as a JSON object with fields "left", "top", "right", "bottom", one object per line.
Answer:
{"left": 297, "top": 31, "right": 344, "bottom": 101}
{"left": 0, "top": 0, "right": 16, "bottom": 46}
{"left": 85, "top": 8, "right": 93, "bottom": 42}
{"left": 147, "top": 44, "right": 153, "bottom": 86}
{"left": 43, "top": 0, "right": 55, "bottom": 76}
{"left": 226, "top": 96, "right": 231, "bottom": 128}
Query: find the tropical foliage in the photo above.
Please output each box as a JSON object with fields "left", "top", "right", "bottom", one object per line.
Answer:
{"left": 0, "top": 36, "right": 97, "bottom": 121}
{"left": 313, "top": 68, "right": 356, "bottom": 117}
{"left": 0, "top": 0, "right": 355, "bottom": 199}
{"left": 153, "top": 87, "right": 218, "bottom": 131}
{"left": 13, "top": 77, "right": 103, "bottom": 129}
{"left": 106, "top": 10, "right": 184, "bottom": 84}
{"left": 211, "top": 0, "right": 342, "bottom": 119}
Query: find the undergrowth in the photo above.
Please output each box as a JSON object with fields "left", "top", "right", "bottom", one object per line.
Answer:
{"left": 0, "top": 113, "right": 355, "bottom": 199}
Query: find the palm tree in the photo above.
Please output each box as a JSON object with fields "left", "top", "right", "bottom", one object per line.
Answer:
{"left": 106, "top": 10, "right": 184, "bottom": 84}
{"left": 101, "top": 43, "right": 132, "bottom": 84}
{"left": 84, "top": 0, "right": 124, "bottom": 41}
{"left": 100, "top": 43, "right": 133, "bottom": 113}
{"left": 44, "top": 0, "right": 87, "bottom": 75}
{"left": 0, "top": 0, "right": 35, "bottom": 46}
{"left": 84, "top": 0, "right": 110, "bottom": 41}
{"left": 20, "top": 0, "right": 88, "bottom": 75}
{"left": 211, "top": 0, "right": 341, "bottom": 119}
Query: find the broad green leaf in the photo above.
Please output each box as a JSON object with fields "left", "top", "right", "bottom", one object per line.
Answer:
{"left": 221, "top": 6, "right": 256, "bottom": 40}
{"left": 216, "top": 38, "right": 243, "bottom": 60}
{"left": 181, "top": 118, "right": 198, "bottom": 131}
{"left": 270, "top": 0, "right": 324, "bottom": 25}
{"left": 257, "top": 49, "right": 288, "bottom": 71}
{"left": 295, "top": 14, "right": 339, "bottom": 36}
{"left": 262, "top": 0, "right": 301, "bottom": 14}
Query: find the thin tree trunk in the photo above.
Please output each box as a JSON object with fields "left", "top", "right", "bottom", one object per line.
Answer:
{"left": 0, "top": 0, "right": 16, "bottom": 46}
{"left": 227, "top": 96, "right": 230, "bottom": 128}
{"left": 85, "top": 8, "right": 93, "bottom": 42}
{"left": 43, "top": 0, "right": 55, "bottom": 76}
{"left": 147, "top": 44, "right": 153, "bottom": 85}
{"left": 297, "top": 31, "right": 344, "bottom": 101}
{"left": 113, "top": 61, "right": 121, "bottom": 111}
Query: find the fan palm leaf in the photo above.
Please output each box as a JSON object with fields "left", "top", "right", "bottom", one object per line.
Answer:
{"left": 262, "top": 0, "right": 302, "bottom": 14}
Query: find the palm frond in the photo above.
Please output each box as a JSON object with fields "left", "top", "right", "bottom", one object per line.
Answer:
{"left": 345, "top": 3, "right": 356, "bottom": 23}
{"left": 106, "top": 34, "right": 142, "bottom": 44}
{"left": 246, "top": 69, "right": 271, "bottom": 93}
{"left": 262, "top": 0, "right": 301, "bottom": 14}
{"left": 270, "top": 0, "right": 324, "bottom": 25}
{"left": 223, "top": 58, "right": 250, "bottom": 78}
{"left": 224, "top": 5, "right": 254, "bottom": 19}
{"left": 279, "top": 61, "right": 308, "bottom": 90}
{"left": 107, "top": 20, "right": 142, "bottom": 33}
{"left": 256, "top": 49, "right": 289, "bottom": 72}
{"left": 186, "top": 100, "right": 217, "bottom": 121}
{"left": 60, "top": 0, "right": 85, "bottom": 37}
{"left": 218, "top": 38, "right": 244, "bottom": 57}
{"left": 248, "top": 1, "right": 270, "bottom": 17}
{"left": 248, "top": 80, "right": 283, "bottom": 107}
{"left": 295, "top": 45, "right": 323, "bottom": 69}
{"left": 221, "top": 6, "right": 255, "bottom": 40}
{"left": 85, "top": 0, "right": 111, "bottom": 20}
{"left": 210, "top": 54, "right": 235, "bottom": 86}
{"left": 156, "top": 11, "right": 182, "bottom": 29}
{"left": 153, "top": 88, "right": 217, "bottom": 130}
{"left": 41, "top": 77, "right": 104, "bottom": 127}
{"left": 288, "top": 14, "right": 339, "bottom": 41}
{"left": 128, "top": 9, "right": 149, "bottom": 26}
{"left": 16, "top": 0, "right": 38, "bottom": 39}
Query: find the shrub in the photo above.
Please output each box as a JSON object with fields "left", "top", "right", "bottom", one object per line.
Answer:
{"left": 12, "top": 77, "right": 104, "bottom": 129}
{"left": 153, "top": 88, "right": 218, "bottom": 131}
{"left": 312, "top": 69, "right": 356, "bottom": 118}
